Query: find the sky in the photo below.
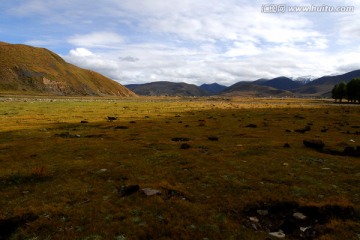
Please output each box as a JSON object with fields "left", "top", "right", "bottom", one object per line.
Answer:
{"left": 1, "top": 0, "right": 360, "bottom": 86}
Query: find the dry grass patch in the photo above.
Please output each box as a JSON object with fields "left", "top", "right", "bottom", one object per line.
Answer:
{"left": 0, "top": 97, "right": 359, "bottom": 239}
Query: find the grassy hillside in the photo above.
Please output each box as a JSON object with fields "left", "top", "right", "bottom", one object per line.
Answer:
{"left": 222, "top": 83, "right": 294, "bottom": 97}
{"left": 0, "top": 42, "right": 136, "bottom": 97}
{"left": 0, "top": 97, "right": 359, "bottom": 239}
{"left": 126, "top": 81, "right": 207, "bottom": 96}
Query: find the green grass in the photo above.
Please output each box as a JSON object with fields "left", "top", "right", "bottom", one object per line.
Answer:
{"left": 0, "top": 97, "right": 359, "bottom": 239}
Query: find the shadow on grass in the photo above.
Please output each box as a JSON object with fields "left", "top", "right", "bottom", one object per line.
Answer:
{"left": 0, "top": 213, "right": 38, "bottom": 239}
{"left": 0, "top": 172, "right": 52, "bottom": 190}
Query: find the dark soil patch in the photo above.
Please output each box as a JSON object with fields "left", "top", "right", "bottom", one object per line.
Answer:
{"left": 242, "top": 201, "right": 358, "bottom": 239}
{"left": 180, "top": 143, "right": 191, "bottom": 149}
{"left": 162, "top": 188, "right": 190, "bottom": 201}
{"left": 107, "top": 116, "right": 117, "bottom": 121}
{"left": 208, "top": 136, "right": 219, "bottom": 141}
{"left": 171, "top": 137, "right": 190, "bottom": 142}
{"left": 114, "top": 126, "right": 129, "bottom": 130}
{"left": 283, "top": 143, "right": 291, "bottom": 148}
{"left": 303, "top": 139, "right": 325, "bottom": 150}
{"left": 117, "top": 185, "right": 140, "bottom": 197}
{"left": 84, "top": 134, "right": 105, "bottom": 138}
{"left": 295, "top": 126, "right": 311, "bottom": 133}
{"left": 55, "top": 132, "right": 80, "bottom": 138}
{"left": 0, "top": 173, "right": 51, "bottom": 189}
{"left": 0, "top": 213, "right": 38, "bottom": 239}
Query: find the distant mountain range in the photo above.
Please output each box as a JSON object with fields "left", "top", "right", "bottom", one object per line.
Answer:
{"left": 1, "top": 41, "right": 359, "bottom": 98}
{"left": 126, "top": 81, "right": 207, "bottom": 96}
{"left": 126, "top": 70, "right": 360, "bottom": 97}
{"left": 0, "top": 42, "right": 136, "bottom": 96}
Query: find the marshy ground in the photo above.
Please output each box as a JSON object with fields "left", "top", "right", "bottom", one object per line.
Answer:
{"left": 0, "top": 96, "right": 359, "bottom": 239}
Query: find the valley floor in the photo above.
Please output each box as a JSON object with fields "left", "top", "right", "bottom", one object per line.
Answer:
{"left": 0, "top": 96, "right": 359, "bottom": 239}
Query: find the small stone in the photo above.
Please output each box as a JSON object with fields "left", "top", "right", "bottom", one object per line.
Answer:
{"left": 293, "top": 212, "right": 307, "bottom": 220}
{"left": 251, "top": 223, "right": 258, "bottom": 230}
{"left": 107, "top": 116, "right": 117, "bottom": 121}
{"left": 283, "top": 163, "right": 289, "bottom": 166}
{"left": 142, "top": 188, "right": 161, "bottom": 196}
{"left": 98, "top": 169, "right": 107, "bottom": 173}
{"left": 300, "top": 226, "right": 311, "bottom": 232}
{"left": 269, "top": 230, "right": 285, "bottom": 238}
{"left": 249, "top": 217, "right": 259, "bottom": 223}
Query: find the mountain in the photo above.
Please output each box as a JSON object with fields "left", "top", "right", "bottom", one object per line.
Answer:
{"left": 220, "top": 77, "right": 302, "bottom": 96}
{"left": 293, "top": 70, "right": 360, "bottom": 96}
{"left": 125, "top": 81, "right": 207, "bottom": 96}
{"left": 221, "top": 83, "right": 294, "bottom": 97}
{"left": 260, "top": 77, "right": 304, "bottom": 91}
{"left": 199, "top": 83, "right": 227, "bottom": 95}
{"left": 0, "top": 42, "right": 136, "bottom": 96}
{"left": 292, "top": 76, "right": 316, "bottom": 84}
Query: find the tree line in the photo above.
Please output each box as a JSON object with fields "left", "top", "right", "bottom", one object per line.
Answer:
{"left": 332, "top": 78, "right": 360, "bottom": 103}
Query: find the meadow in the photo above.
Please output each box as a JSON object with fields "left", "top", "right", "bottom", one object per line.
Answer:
{"left": 0, "top": 96, "right": 359, "bottom": 239}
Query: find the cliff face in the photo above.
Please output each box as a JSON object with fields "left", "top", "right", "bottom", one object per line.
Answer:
{"left": 0, "top": 42, "right": 136, "bottom": 97}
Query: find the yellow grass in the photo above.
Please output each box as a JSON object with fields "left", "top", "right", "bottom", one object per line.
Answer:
{"left": 0, "top": 96, "right": 359, "bottom": 239}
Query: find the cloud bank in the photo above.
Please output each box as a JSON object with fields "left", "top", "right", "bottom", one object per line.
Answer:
{"left": 2, "top": 0, "right": 360, "bottom": 85}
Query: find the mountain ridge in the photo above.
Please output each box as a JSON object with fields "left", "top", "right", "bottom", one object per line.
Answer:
{"left": 0, "top": 42, "right": 136, "bottom": 97}
{"left": 126, "top": 81, "right": 207, "bottom": 96}
{"left": 126, "top": 70, "right": 360, "bottom": 97}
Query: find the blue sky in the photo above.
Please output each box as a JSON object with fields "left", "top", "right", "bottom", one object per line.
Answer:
{"left": 1, "top": 0, "right": 360, "bottom": 86}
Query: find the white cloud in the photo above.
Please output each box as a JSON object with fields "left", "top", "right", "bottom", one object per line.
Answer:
{"left": 68, "top": 32, "right": 124, "bottom": 48}
{"left": 64, "top": 48, "right": 119, "bottom": 75}
{"left": 4, "top": 0, "right": 360, "bottom": 86}
{"left": 69, "top": 48, "right": 94, "bottom": 57}
{"left": 225, "top": 42, "right": 262, "bottom": 57}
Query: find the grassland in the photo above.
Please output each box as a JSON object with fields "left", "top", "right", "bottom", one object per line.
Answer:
{"left": 0, "top": 96, "right": 359, "bottom": 239}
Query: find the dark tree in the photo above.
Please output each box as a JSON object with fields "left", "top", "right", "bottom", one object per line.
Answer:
{"left": 338, "top": 81, "right": 347, "bottom": 102}
{"left": 332, "top": 81, "right": 347, "bottom": 102}
{"left": 346, "top": 78, "right": 360, "bottom": 103}
{"left": 331, "top": 84, "right": 339, "bottom": 102}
